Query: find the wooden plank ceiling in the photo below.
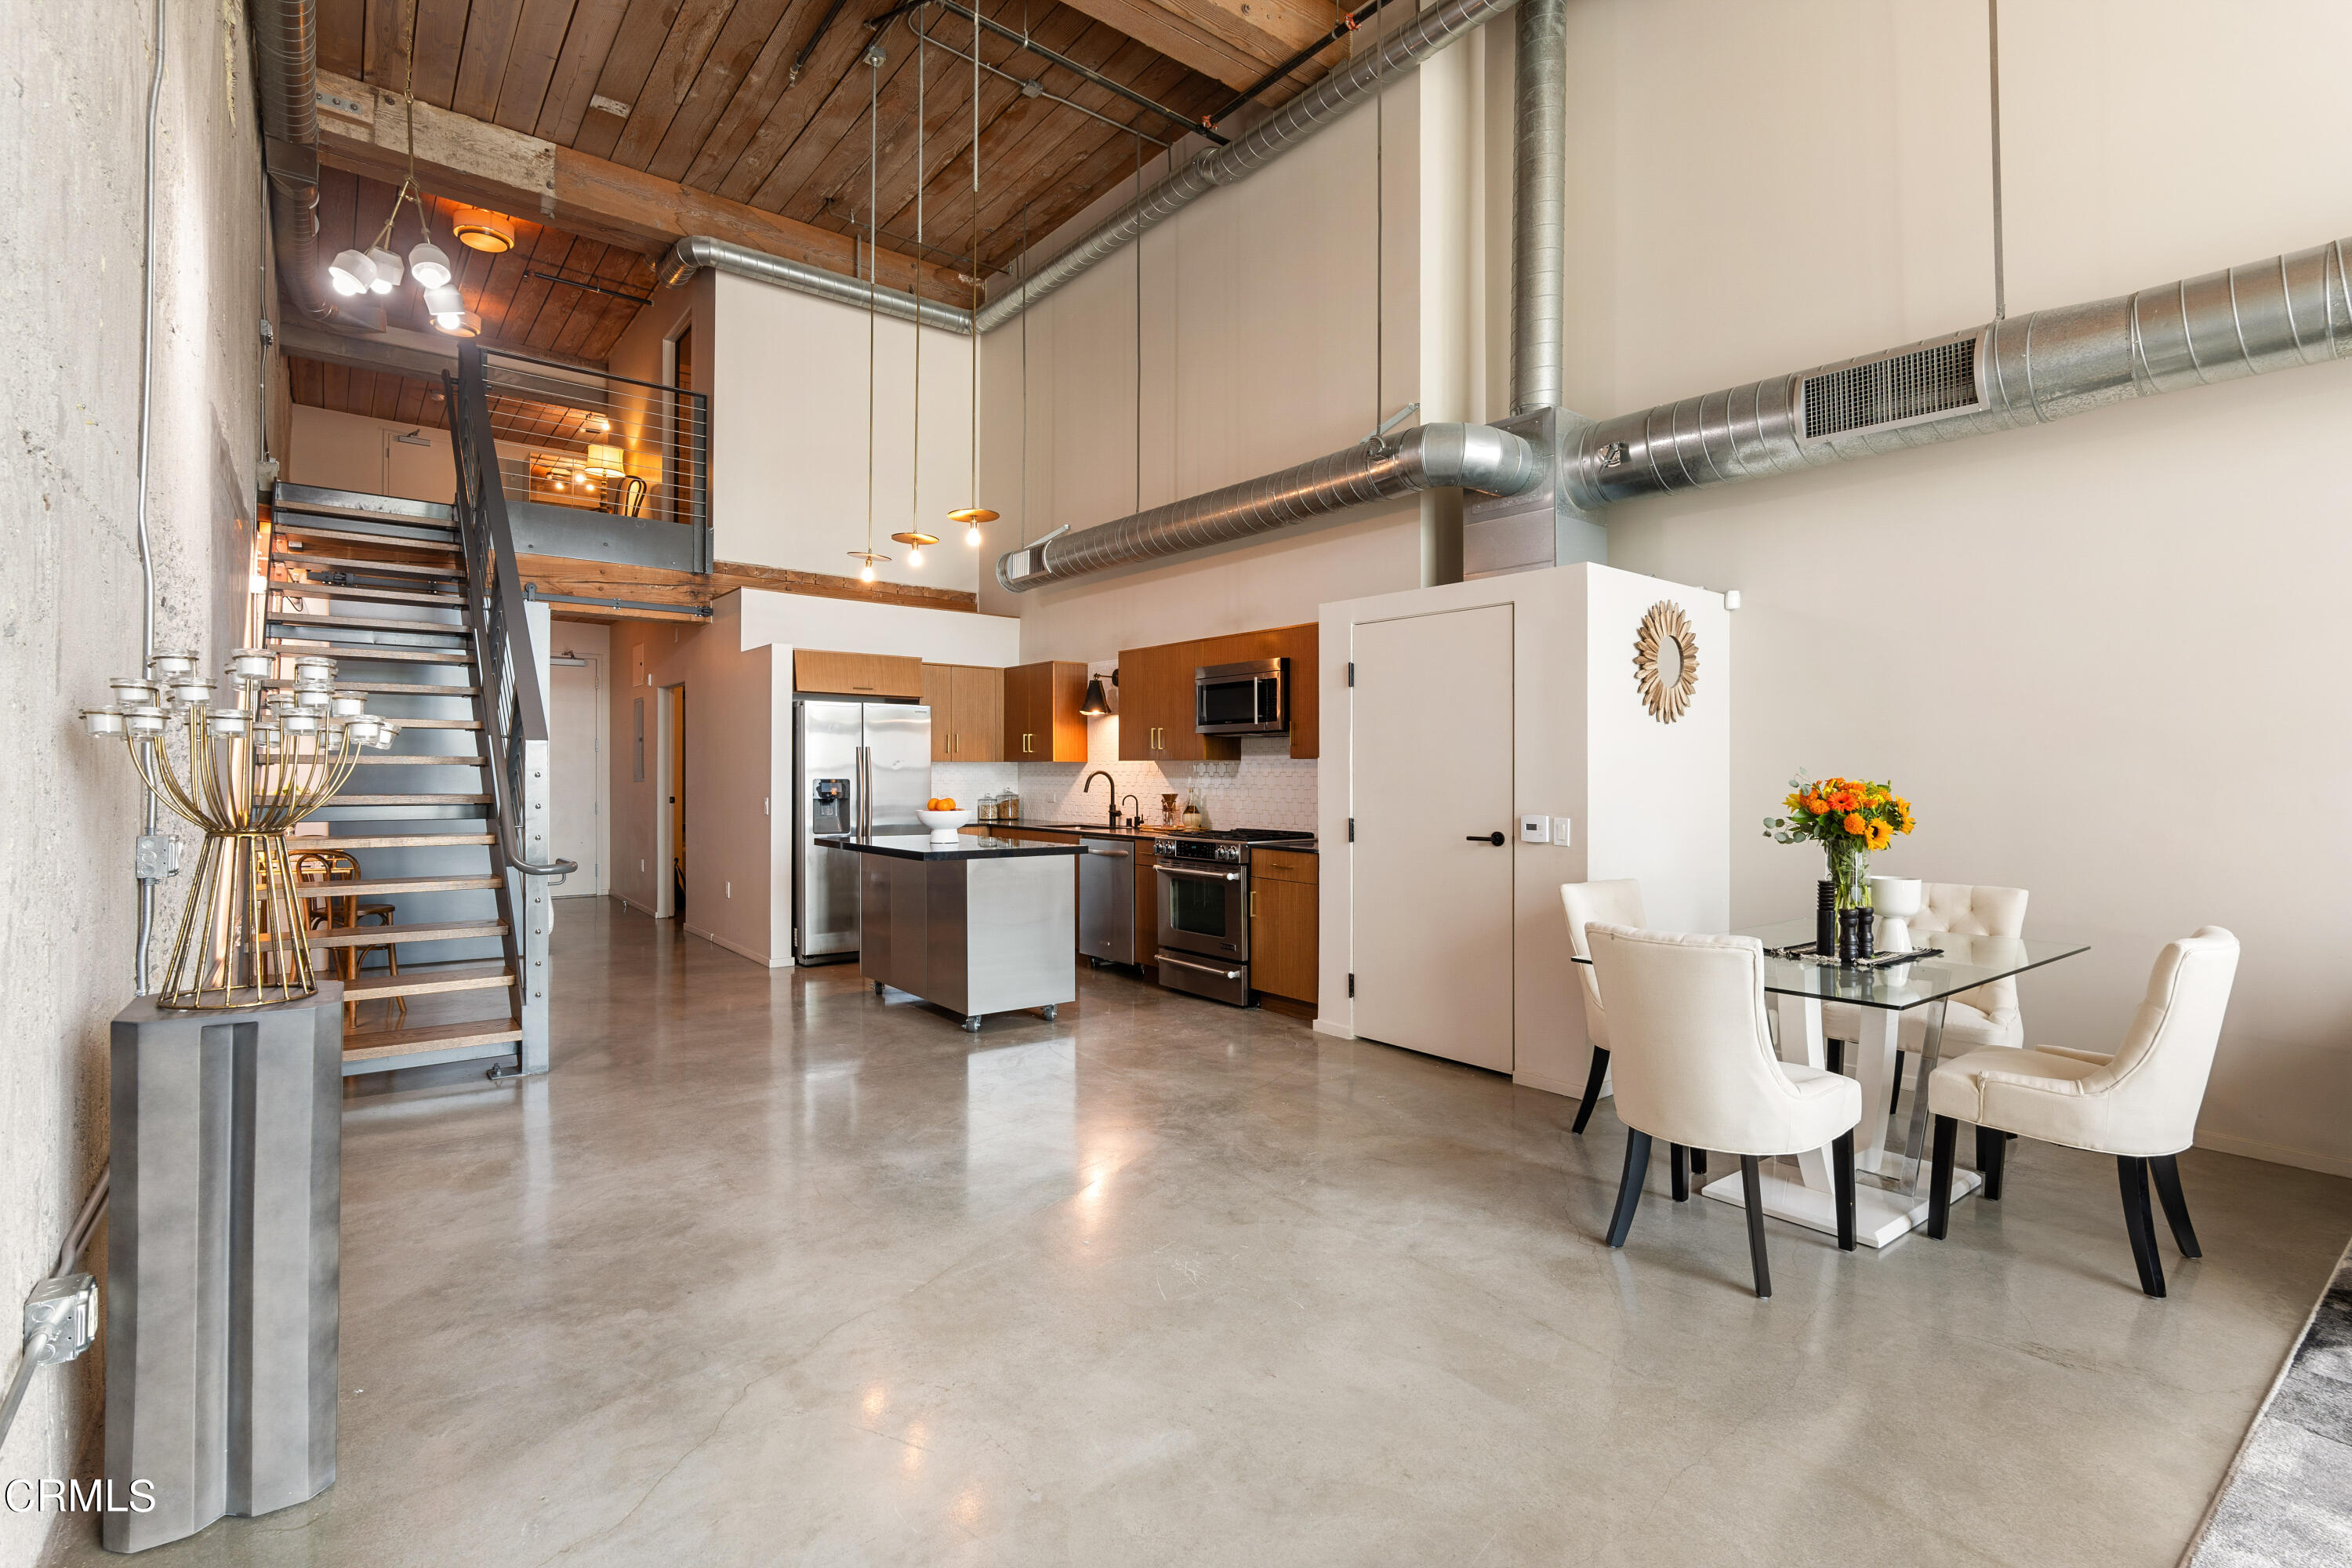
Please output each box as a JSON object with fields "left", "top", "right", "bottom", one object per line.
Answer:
{"left": 291, "top": 0, "right": 1344, "bottom": 425}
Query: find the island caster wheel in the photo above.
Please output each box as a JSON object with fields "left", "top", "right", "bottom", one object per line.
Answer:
{"left": 962, "top": 1014, "right": 983, "bottom": 1033}
{"left": 873, "top": 980, "right": 885, "bottom": 996}
{"left": 1041, "top": 1004, "right": 1059, "bottom": 1022}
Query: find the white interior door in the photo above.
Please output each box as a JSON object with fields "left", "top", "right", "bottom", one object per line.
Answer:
{"left": 1352, "top": 604, "right": 1515, "bottom": 1071}
{"left": 550, "top": 659, "right": 603, "bottom": 896}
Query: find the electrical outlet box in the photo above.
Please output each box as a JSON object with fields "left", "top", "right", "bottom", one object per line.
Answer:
{"left": 1519, "top": 815, "right": 1549, "bottom": 844}
{"left": 135, "top": 833, "right": 180, "bottom": 881}
{"left": 1552, "top": 816, "right": 1573, "bottom": 847}
{"left": 26, "top": 1273, "right": 98, "bottom": 1366}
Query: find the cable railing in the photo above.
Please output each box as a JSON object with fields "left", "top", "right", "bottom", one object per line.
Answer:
{"left": 476, "top": 349, "right": 711, "bottom": 571}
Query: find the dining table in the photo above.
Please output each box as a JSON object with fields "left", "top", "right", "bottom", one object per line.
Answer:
{"left": 1575, "top": 920, "right": 2090, "bottom": 1247}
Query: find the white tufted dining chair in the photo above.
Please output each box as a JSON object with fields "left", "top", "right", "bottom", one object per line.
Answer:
{"left": 1925, "top": 927, "right": 2239, "bottom": 1298}
{"left": 1586, "top": 924, "right": 1863, "bottom": 1298}
{"left": 1559, "top": 880, "right": 1645, "bottom": 1137}
{"left": 1825, "top": 882, "right": 2030, "bottom": 1116}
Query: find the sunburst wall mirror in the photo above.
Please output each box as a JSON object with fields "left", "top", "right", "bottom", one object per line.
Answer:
{"left": 1634, "top": 601, "right": 1699, "bottom": 723}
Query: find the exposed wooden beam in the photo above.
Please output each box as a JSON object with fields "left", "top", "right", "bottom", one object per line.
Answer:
{"left": 1053, "top": 0, "right": 1337, "bottom": 92}
{"left": 276, "top": 318, "right": 606, "bottom": 385}
{"left": 518, "top": 555, "right": 982, "bottom": 617}
{"left": 313, "top": 69, "right": 969, "bottom": 303}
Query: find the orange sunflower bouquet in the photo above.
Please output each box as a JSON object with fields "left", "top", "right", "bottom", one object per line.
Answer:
{"left": 1763, "top": 771, "right": 1915, "bottom": 909}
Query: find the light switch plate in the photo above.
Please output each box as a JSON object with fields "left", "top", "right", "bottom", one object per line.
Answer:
{"left": 1552, "top": 816, "right": 1573, "bottom": 847}
{"left": 1519, "top": 814, "right": 1549, "bottom": 844}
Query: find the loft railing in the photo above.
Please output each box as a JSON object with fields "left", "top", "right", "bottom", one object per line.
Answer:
{"left": 474, "top": 347, "right": 713, "bottom": 575}
{"left": 448, "top": 344, "right": 575, "bottom": 885}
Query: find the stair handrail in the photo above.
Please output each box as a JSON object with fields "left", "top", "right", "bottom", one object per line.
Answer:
{"left": 448, "top": 347, "right": 575, "bottom": 883}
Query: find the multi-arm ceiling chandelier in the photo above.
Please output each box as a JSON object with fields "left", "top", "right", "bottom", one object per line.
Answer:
{"left": 323, "top": 22, "right": 482, "bottom": 337}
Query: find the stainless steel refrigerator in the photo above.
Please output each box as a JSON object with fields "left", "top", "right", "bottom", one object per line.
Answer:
{"left": 793, "top": 699, "right": 931, "bottom": 964}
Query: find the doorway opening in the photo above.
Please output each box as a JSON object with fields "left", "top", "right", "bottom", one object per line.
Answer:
{"left": 549, "top": 648, "right": 604, "bottom": 896}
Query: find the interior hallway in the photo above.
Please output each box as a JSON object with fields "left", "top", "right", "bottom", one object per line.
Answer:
{"left": 47, "top": 899, "right": 2351, "bottom": 1566}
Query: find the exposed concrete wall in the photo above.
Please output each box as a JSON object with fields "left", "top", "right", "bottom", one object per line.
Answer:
{"left": 0, "top": 0, "right": 264, "bottom": 1559}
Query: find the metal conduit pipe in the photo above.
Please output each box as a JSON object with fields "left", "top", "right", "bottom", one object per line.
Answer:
{"left": 1564, "top": 235, "right": 2352, "bottom": 509}
{"left": 658, "top": 236, "right": 977, "bottom": 335}
{"left": 975, "top": 0, "right": 1520, "bottom": 334}
{"left": 1509, "top": 0, "right": 1566, "bottom": 414}
{"left": 254, "top": 0, "right": 368, "bottom": 328}
{"left": 996, "top": 423, "right": 1541, "bottom": 590}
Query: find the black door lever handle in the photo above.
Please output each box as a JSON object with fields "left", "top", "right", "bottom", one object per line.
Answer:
{"left": 1467, "top": 832, "right": 1505, "bottom": 846}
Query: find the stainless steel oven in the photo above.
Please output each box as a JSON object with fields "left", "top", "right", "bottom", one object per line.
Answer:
{"left": 1153, "top": 837, "right": 1251, "bottom": 1005}
{"left": 1195, "top": 658, "right": 1288, "bottom": 737}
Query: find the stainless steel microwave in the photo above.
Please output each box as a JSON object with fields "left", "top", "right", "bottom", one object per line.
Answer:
{"left": 1196, "top": 658, "right": 1289, "bottom": 736}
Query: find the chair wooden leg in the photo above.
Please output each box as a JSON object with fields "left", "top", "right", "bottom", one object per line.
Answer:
{"left": 1570, "top": 1046, "right": 1610, "bottom": 1135}
{"left": 1976, "top": 1123, "right": 2005, "bottom": 1201}
{"left": 1690, "top": 1148, "right": 1707, "bottom": 1175}
{"left": 2149, "top": 1153, "right": 2202, "bottom": 1259}
{"left": 1669, "top": 1144, "right": 1689, "bottom": 1203}
{"left": 1889, "top": 1049, "right": 1905, "bottom": 1115}
{"left": 2118, "top": 1156, "right": 2167, "bottom": 1297}
{"left": 1606, "top": 1130, "right": 1652, "bottom": 1247}
{"left": 1740, "top": 1155, "right": 1773, "bottom": 1298}
{"left": 1831, "top": 1131, "right": 1857, "bottom": 1251}
{"left": 1926, "top": 1116, "right": 1958, "bottom": 1239}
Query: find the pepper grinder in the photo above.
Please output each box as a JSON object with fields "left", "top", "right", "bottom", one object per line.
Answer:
{"left": 1816, "top": 880, "right": 1838, "bottom": 958}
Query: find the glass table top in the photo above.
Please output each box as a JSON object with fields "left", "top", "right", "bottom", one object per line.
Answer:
{"left": 1573, "top": 920, "right": 2090, "bottom": 1011}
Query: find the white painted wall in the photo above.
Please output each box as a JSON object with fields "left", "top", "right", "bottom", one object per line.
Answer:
{"left": 1318, "top": 564, "right": 1730, "bottom": 1094}
{"left": 0, "top": 1, "right": 265, "bottom": 1559}
{"left": 708, "top": 270, "right": 980, "bottom": 597}
{"left": 1562, "top": 0, "right": 2352, "bottom": 1174}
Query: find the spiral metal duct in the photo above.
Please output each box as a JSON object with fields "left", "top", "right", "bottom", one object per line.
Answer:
{"left": 1510, "top": 0, "right": 1566, "bottom": 414}
{"left": 658, "top": 237, "right": 976, "bottom": 335}
{"left": 1564, "top": 236, "right": 2352, "bottom": 508}
{"left": 996, "top": 423, "right": 1541, "bottom": 591}
{"left": 254, "top": 0, "right": 368, "bottom": 327}
{"left": 973, "top": 0, "right": 1519, "bottom": 334}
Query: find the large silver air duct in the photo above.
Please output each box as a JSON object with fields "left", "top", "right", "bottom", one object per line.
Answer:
{"left": 659, "top": 237, "right": 976, "bottom": 335}
{"left": 974, "top": 0, "right": 1520, "bottom": 334}
{"left": 996, "top": 423, "right": 1541, "bottom": 591}
{"left": 1510, "top": 0, "right": 1566, "bottom": 413}
{"left": 255, "top": 0, "right": 373, "bottom": 328}
{"left": 1564, "top": 237, "right": 2352, "bottom": 508}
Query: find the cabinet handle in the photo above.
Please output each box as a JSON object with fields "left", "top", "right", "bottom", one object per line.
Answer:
{"left": 1250, "top": 890, "right": 1258, "bottom": 917}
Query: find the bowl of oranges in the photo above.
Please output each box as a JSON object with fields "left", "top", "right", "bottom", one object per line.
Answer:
{"left": 917, "top": 798, "right": 973, "bottom": 840}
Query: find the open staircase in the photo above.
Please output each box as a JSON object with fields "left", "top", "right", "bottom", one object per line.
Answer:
{"left": 267, "top": 351, "right": 569, "bottom": 1076}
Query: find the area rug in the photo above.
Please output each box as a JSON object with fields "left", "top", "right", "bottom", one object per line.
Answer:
{"left": 2186, "top": 1238, "right": 2352, "bottom": 1566}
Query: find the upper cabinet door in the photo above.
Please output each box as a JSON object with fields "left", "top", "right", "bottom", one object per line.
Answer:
{"left": 1002, "top": 662, "right": 1088, "bottom": 760}
{"left": 1000, "top": 662, "right": 1036, "bottom": 760}
{"left": 949, "top": 665, "right": 1004, "bottom": 762}
{"left": 920, "top": 663, "right": 954, "bottom": 761}
{"left": 794, "top": 649, "right": 924, "bottom": 699}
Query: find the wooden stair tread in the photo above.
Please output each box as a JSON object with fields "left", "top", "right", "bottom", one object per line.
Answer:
{"left": 274, "top": 523, "right": 459, "bottom": 554}
{"left": 342, "top": 1018, "right": 523, "bottom": 1062}
{"left": 302, "top": 874, "right": 499, "bottom": 897}
{"left": 310, "top": 918, "right": 507, "bottom": 948}
{"left": 322, "top": 793, "right": 492, "bottom": 804}
{"left": 346, "top": 964, "right": 514, "bottom": 999}
{"left": 264, "top": 641, "right": 473, "bottom": 665}
{"left": 268, "top": 679, "right": 480, "bottom": 696}
{"left": 271, "top": 550, "right": 459, "bottom": 579}
{"left": 261, "top": 753, "right": 486, "bottom": 766}
{"left": 303, "top": 832, "right": 495, "bottom": 848}
{"left": 377, "top": 717, "right": 481, "bottom": 730}
{"left": 272, "top": 580, "right": 463, "bottom": 608}
{"left": 267, "top": 610, "right": 466, "bottom": 634}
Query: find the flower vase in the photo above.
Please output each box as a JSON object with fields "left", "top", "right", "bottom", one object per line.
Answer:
{"left": 1827, "top": 847, "right": 1872, "bottom": 964}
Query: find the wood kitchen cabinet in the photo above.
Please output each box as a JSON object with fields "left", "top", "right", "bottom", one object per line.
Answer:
{"left": 1115, "top": 639, "right": 1237, "bottom": 762}
{"left": 794, "top": 648, "right": 924, "bottom": 699}
{"left": 1002, "top": 661, "right": 1087, "bottom": 761}
{"left": 922, "top": 662, "right": 1005, "bottom": 762}
{"left": 1249, "top": 848, "right": 1318, "bottom": 1004}
{"left": 1119, "top": 624, "right": 1319, "bottom": 761}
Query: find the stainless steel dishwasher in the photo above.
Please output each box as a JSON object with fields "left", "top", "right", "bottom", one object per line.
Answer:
{"left": 1077, "top": 835, "right": 1136, "bottom": 965}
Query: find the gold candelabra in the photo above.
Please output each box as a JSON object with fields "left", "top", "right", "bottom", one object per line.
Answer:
{"left": 84, "top": 648, "right": 395, "bottom": 1009}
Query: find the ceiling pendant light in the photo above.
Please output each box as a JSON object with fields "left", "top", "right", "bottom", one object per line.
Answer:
{"left": 890, "top": 26, "right": 939, "bottom": 577}
{"left": 450, "top": 207, "right": 515, "bottom": 252}
{"left": 328, "top": 248, "right": 376, "bottom": 296}
{"left": 408, "top": 241, "right": 452, "bottom": 290}
{"left": 365, "top": 245, "right": 403, "bottom": 293}
{"left": 949, "top": 2, "right": 996, "bottom": 550}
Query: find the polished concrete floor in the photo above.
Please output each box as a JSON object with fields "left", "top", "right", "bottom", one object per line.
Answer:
{"left": 46, "top": 898, "right": 2352, "bottom": 1566}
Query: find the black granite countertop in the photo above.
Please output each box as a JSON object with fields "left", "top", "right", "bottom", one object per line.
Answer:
{"left": 975, "top": 820, "right": 1316, "bottom": 853}
{"left": 819, "top": 833, "right": 1083, "bottom": 862}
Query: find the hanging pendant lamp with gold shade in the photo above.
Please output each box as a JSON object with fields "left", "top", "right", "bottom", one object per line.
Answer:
{"left": 851, "top": 44, "right": 891, "bottom": 589}
{"left": 891, "top": 27, "right": 941, "bottom": 574}
{"left": 949, "top": 1, "right": 997, "bottom": 550}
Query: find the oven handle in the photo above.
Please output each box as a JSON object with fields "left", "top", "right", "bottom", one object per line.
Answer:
{"left": 1155, "top": 865, "right": 1242, "bottom": 881}
{"left": 1157, "top": 953, "right": 1242, "bottom": 981}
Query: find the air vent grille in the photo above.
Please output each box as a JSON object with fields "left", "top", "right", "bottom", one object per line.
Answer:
{"left": 1802, "top": 336, "right": 1980, "bottom": 441}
